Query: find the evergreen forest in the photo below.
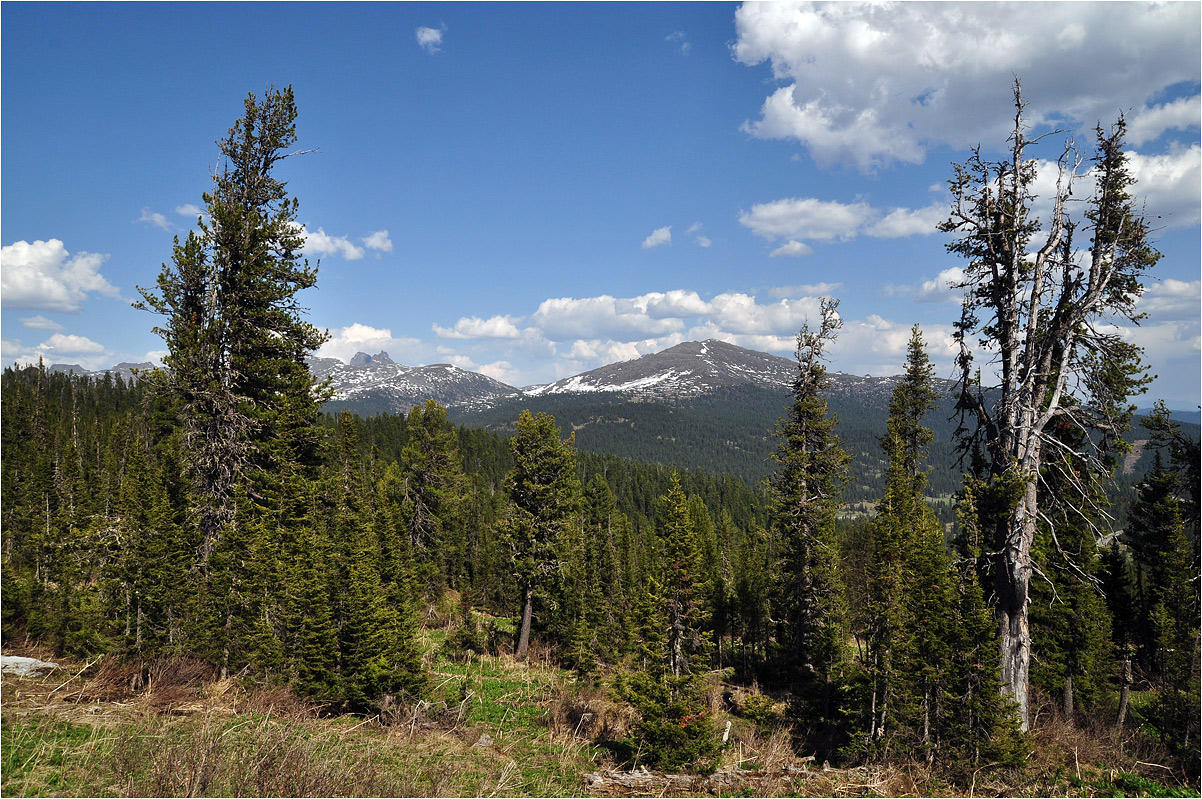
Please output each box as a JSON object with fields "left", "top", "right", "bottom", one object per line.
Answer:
{"left": 2, "top": 85, "right": 1198, "bottom": 795}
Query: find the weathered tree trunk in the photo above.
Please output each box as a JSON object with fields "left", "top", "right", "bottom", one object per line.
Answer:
{"left": 996, "top": 482, "right": 1037, "bottom": 730}
{"left": 1117, "top": 654, "right": 1132, "bottom": 726}
{"left": 1063, "top": 673, "right": 1074, "bottom": 723}
{"left": 515, "top": 585, "right": 534, "bottom": 661}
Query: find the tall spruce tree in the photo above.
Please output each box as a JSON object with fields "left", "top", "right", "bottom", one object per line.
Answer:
{"left": 769, "top": 298, "right": 850, "bottom": 752}
{"left": 136, "top": 86, "right": 328, "bottom": 566}
{"left": 861, "top": 326, "right": 949, "bottom": 758}
{"left": 503, "top": 410, "right": 582, "bottom": 661}
{"left": 940, "top": 80, "right": 1157, "bottom": 728}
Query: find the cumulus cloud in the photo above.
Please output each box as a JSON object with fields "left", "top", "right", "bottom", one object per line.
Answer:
{"left": 740, "top": 196, "right": 944, "bottom": 249}
{"left": 533, "top": 295, "right": 683, "bottom": 340}
{"left": 769, "top": 240, "right": 812, "bottom": 258}
{"left": 302, "top": 226, "right": 365, "bottom": 260}
{"left": 1139, "top": 279, "right": 1201, "bottom": 321}
{"left": 362, "top": 230, "right": 393, "bottom": 253}
{"left": 175, "top": 203, "right": 205, "bottom": 220}
{"left": 642, "top": 226, "right": 672, "bottom": 249}
{"left": 137, "top": 208, "right": 173, "bottom": 232}
{"left": 740, "top": 197, "right": 873, "bottom": 241}
{"left": 1, "top": 239, "right": 122, "bottom": 312}
{"left": 1127, "top": 96, "right": 1202, "bottom": 146}
{"left": 1127, "top": 145, "right": 1201, "bottom": 228}
{"left": 41, "top": 332, "right": 105, "bottom": 355}
{"left": 733, "top": 2, "right": 1200, "bottom": 171}
{"left": 416, "top": 25, "right": 445, "bottom": 54}
{"left": 864, "top": 203, "right": 947, "bottom": 238}
{"left": 318, "top": 323, "right": 424, "bottom": 364}
{"left": 433, "top": 315, "right": 523, "bottom": 340}
{"left": 21, "top": 315, "right": 65, "bottom": 331}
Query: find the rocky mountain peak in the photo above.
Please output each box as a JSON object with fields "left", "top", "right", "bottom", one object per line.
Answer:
{"left": 348, "top": 351, "right": 396, "bottom": 367}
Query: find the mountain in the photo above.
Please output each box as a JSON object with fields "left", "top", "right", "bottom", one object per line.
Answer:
{"left": 48, "top": 362, "right": 154, "bottom": 381}
{"left": 312, "top": 351, "right": 519, "bottom": 416}
{"left": 526, "top": 340, "right": 796, "bottom": 398}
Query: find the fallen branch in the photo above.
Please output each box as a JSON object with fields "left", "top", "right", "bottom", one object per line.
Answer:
{"left": 49, "top": 655, "right": 103, "bottom": 696}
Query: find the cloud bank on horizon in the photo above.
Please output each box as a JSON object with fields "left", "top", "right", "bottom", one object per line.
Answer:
{"left": 2, "top": 1, "right": 1198, "bottom": 404}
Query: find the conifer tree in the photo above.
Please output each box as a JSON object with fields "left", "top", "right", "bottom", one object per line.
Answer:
{"left": 861, "top": 326, "right": 950, "bottom": 759}
{"left": 400, "top": 401, "right": 467, "bottom": 594}
{"left": 1029, "top": 418, "right": 1115, "bottom": 723}
{"left": 940, "top": 80, "right": 1158, "bottom": 728}
{"left": 136, "top": 85, "right": 328, "bottom": 565}
{"left": 769, "top": 298, "right": 850, "bottom": 754}
{"left": 616, "top": 474, "right": 721, "bottom": 774}
{"left": 503, "top": 410, "right": 582, "bottom": 661}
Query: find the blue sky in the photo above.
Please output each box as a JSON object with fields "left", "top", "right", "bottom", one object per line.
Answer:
{"left": 3, "top": 2, "right": 1199, "bottom": 407}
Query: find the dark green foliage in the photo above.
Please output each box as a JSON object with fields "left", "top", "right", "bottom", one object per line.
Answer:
{"left": 769, "top": 299, "right": 850, "bottom": 756}
{"left": 616, "top": 475, "right": 722, "bottom": 774}
{"left": 503, "top": 410, "right": 583, "bottom": 660}
{"left": 1029, "top": 417, "right": 1116, "bottom": 723}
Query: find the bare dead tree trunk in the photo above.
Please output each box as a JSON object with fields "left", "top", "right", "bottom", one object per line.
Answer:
{"left": 942, "top": 79, "right": 1156, "bottom": 734}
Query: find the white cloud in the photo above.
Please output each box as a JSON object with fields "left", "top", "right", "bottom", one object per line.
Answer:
{"left": 362, "top": 230, "right": 393, "bottom": 253}
{"left": 642, "top": 226, "right": 672, "bottom": 249}
{"left": 740, "top": 195, "right": 953, "bottom": 252}
{"left": 433, "top": 315, "right": 523, "bottom": 340}
{"left": 740, "top": 197, "right": 873, "bottom": 241}
{"left": 20, "top": 315, "right": 65, "bottom": 331}
{"left": 695, "top": 236, "right": 712, "bottom": 248}
{"left": 733, "top": 2, "right": 1201, "bottom": 171}
{"left": 416, "top": 25, "right": 445, "bottom": 54}
{"left": 42, "top": 332, "right": 105, "bottom": 355}
{"left": 1127, "top": 95, "right": 1201, "bottom": 146}
{"left": 769, "top": 283, "right": 842, "bottom": 299}
{"left": 1139, "top": 279, "right": 1201, "bottom": 321}
{"left": 864, "top": 203, "right": 946, "bottom": 238}
{"left": 1127, "top": 145, "right": 1201, "bottom": 229}
{"left": 302, "top": 226, "right": 365, "bottom": 260}
{"left": 769, "top": 240, "right": 812, "bottom": 258}
{"left": 630, "top": 289, "right": 712, "bottom": 319}
{"left": 533, "top": 295, "right": 683, "bottom": 340}
{"left": 318, "top": 323, "right": 423, "bottom": 364}
{"left": 175, "top": 203, "right": 205, "bottom": 220}
{"left": 915, "top": 267, "right": 966, "bottom": 303}
{"left": 707, "top": 291, "right": 821, "bottom": 336}
{"left": 476, "top": 360, "right": 522, "bottom": 385}
{"left": 137, "top": 207, "right": 173, "bottom": 232}
{"left": 1, "top": 239, "right": 121, "bottom": 312}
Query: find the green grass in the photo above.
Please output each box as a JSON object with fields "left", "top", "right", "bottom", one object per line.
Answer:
{"left": 1, "top": 717, "right": 118, "bottom": 797}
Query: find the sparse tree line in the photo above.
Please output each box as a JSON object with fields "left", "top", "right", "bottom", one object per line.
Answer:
{"left": 1, "top": 85, "right": 1197, "bottom": 783}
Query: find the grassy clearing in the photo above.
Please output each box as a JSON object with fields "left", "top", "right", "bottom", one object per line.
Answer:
{"left": 3, "top": 637, "right": 1197, "bottom": 797}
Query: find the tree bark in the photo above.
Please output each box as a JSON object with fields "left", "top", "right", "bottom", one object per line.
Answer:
{"left": 996, "top": 482, "right": 1036, "bottom": 730}
{"left": 515, "top": 585, "right": 534, "bottom": 661}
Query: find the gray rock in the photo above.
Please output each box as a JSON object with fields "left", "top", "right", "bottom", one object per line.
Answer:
{"left": 1, "top": 655, "right": 59, "bottom": 677}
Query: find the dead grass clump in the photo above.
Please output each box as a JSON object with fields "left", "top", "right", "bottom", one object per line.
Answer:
{"left": 113, "top": 712, "right": 392, "bottom": 797}
{"left": 239, "top": 683, "right": 322, "bottom": 720}
{"left": 144, "top": 657, "right": 218, "bottom": 710}
{"left": 547, "top": 684, "right": 632, "bottom": 742}
{"left": 83, "top": 656, "right": 143, "bottom": 702}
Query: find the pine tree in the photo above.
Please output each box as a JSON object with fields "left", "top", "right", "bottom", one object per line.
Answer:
{"left": 616, "top": 473, "right": 721, "bottom": 774}
{"left": 769, "top": 298, "right": 850, "bottom": 755}
{"left": 1029, "top": 418, "right": 1115, "bottom": 724}
{"left": 503, "top": 410, "right": 582, "bottom": 661}
{"left": 136, "top": 85, "right": 328, "bottom": 566}
{"left": 940, "top": 79, "right": 1158, "bottom": 728}
{"left": 860, "top": 326, "right": 950, "bottom": 760}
